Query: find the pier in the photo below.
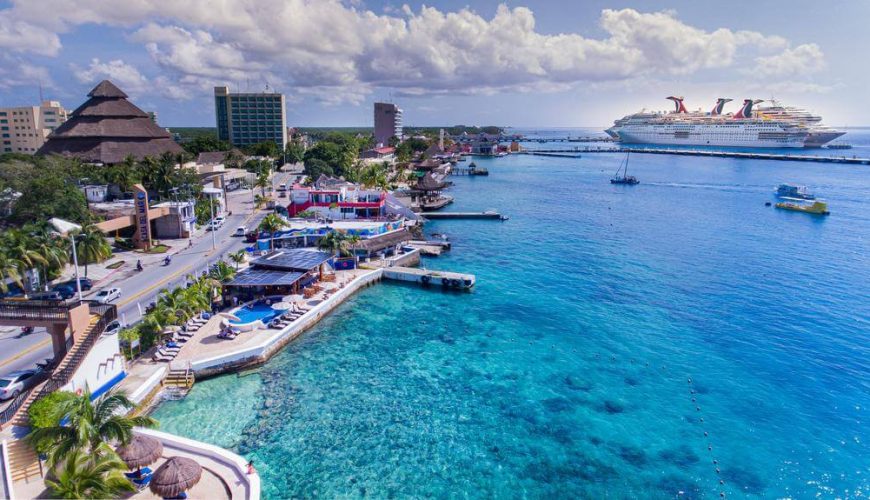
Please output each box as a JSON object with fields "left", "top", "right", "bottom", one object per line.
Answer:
{"left": 420, "top": 211, "right": 506, "bottom": 220}
{"left": 519, "top": 147, "right": 870, "bottom": 165}
{"left": 450, "top": 166, "right": 489, "bottom": 175}
{"left": 382, "top": 266, "right": 475, "bottom": 290}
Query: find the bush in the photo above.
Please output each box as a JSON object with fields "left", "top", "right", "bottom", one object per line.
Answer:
{"left": 29, "top": 391, "right": 76, "bottom": 452}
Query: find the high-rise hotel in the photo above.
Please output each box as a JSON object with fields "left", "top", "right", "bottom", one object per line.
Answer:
{"left": 374, "top": 102, "right": 403, "bottom": 147}
{"left": 214, "top": 86, "right": 288, "bottom": 150}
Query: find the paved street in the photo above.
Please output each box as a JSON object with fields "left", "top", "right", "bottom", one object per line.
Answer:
{"left": 0, "top": 169, "right": 296, "bottom": 410}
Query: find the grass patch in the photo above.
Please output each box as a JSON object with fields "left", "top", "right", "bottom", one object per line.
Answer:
{"left": 105, "top": 261, "right": 125, "bottom": 270}
{"left": 136, "top": 244, "right": 170, "bottom": 254}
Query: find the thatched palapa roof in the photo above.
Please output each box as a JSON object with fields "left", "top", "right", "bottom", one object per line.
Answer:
{"left": 37, "top": 80, "right": 184, "bottom": 164}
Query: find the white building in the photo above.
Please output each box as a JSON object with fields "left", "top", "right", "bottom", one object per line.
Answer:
{"left": 0, "top": 100, "right": 68, "bottom": 154}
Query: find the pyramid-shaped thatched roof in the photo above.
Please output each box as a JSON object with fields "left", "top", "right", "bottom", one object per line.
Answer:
{"left": 37, "top": 80, "right": 184, "bottom": 164}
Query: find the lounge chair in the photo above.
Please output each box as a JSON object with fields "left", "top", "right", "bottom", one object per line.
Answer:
{"left": 152, "top": 352, "right": 175, "bottom": 362}
{"left": 125, "top": 467, "right": 152, "bottom": 479}
{"left": 133, "top": 474, "right": 152, "bottom": 489}
{"left": 177, "top": 330, "right": 195, "bottom": 339}
{"left": 163, "top": 492, "right": 187, "bottom": 500}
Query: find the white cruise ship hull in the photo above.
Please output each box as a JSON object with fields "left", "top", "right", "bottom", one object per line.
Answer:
{"left": 616, "top": 125, "right": 807, "bottom": 148}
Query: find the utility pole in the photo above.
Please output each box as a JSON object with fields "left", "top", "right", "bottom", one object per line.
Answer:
{"left": 69, "top": 233, "right": 83, "bottom": 302}
{"left": 209, "top": 194, "right": 217, "bottom": 250}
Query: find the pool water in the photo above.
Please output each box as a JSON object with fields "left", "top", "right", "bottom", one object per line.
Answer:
{"left": 153, "top": 128, "right": 870, "bottom": 498}
{"left": 230, "top": 301, "right": 281, "bottom": 325}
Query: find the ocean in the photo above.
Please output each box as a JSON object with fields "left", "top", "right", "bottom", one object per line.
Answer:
{"left": 151, "top": 128, "right": 870, "bottom": 498}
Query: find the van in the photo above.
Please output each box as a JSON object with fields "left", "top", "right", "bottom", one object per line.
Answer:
{"left": 234, "top": 226, "right": 246, "bottom": 237}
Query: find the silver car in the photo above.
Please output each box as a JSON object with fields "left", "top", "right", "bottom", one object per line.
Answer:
{"left": 0, "top": 370, "right": 40, "bottom": 400}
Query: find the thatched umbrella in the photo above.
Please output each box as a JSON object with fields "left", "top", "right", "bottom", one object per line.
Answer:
{"left": 150, "top": 456, "right": 202, "bottom": 498}
{"left": 115, "top": 435, "right": 163, "bottom": 471}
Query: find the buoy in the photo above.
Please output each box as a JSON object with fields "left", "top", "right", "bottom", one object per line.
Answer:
{"left": 687, "top": 378, "right": 692, "bottom": 383}
{"left": 704, "top": 432, "right": 708, "bottom": 437}
{"left": 708, "top": 446, "right": 712, "bottom": 451}
{"left": 700, "top": 418, "right": 704, "bottom": 422}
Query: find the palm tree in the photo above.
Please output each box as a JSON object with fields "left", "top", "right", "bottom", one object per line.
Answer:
{"left": 255, "top": 171, "right": 270, "bottom": 197}
{"left": 44, "top": 444, "right": 135, "bottom": 499}
{"left": 208, "top": 260, "right": 236, "bottom": 283}
{"left": 317, "top": 231, "right": 353, "bottom": 257}
{"left": 157, "top": 287, "right": 194, "bottom": 324}
{"left": 0, "top": 253, "right": 24, "bottom": 293}
{"left": 32, "top": 229, "right": 70, "bottom": 287}
{"left": 258, "top": 213, "right": 287, "bottom": 251}
{"left": 254, "top": 194, "right": 268, "bottom": 209}
{"left": 74, "top": 225, "right": 112, "bottom": 277}
{"left": 28, "top": 388, "right": 156, "bottom": 467}
{"left": 229, "top": 250, "right": 246, "bottom": 270}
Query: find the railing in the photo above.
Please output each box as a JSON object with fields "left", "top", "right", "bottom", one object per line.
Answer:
{"left": 0, "top": 300, "right": 70, "bottom": 322}
{"left": 0, "top": 303, "right": 117, "bottom": 428}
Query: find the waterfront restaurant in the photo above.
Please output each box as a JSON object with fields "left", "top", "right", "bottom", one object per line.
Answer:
{"left": 223, "top": 249, "right": 333, "bottom": 301}
{"left": 256, "top": 219, "right": 407, "bottom": 252}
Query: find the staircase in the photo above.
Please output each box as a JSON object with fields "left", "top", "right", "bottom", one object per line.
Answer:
{"left": 165, "top": 365, "right": 195, "bottom": 390}
{"left": 11, "top": 315, "right": 100, "bottom": 428}
{"left": 4, "top": 314, "right": 104, "bottom": 483}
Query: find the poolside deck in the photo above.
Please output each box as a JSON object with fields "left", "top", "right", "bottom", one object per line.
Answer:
{"left": 161, "top": 268, "right": 371, "bottom": 368}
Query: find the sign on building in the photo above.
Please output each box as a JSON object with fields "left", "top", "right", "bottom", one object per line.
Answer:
{"left": 132, "top": 184, "right": 151, "bottom": 249}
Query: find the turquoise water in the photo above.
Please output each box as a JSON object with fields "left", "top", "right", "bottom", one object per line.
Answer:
{"left": 231, "top": 301, "right": 281, "bottom": 325}
{"left": 152, "top": 129, "right": 870, "bottom": 498}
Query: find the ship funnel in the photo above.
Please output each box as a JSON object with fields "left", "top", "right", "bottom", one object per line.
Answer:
{"left": 711, "top": 98, "right": 732, "bottom": 115}
{"left": 733, "top": 99, "right": 763, "bottom": 119}
{"left": 666, "top": 96, "right": 688, "bottom": 113}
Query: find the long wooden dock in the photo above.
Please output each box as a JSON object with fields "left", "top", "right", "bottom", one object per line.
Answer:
{"left": 420, "top": 211, "right": 506, "bottom": 220}
{"left": 382, "top": 267, "right": 475, "bottom": 290}
{"left": 519, "top": 147, "right": 870, "bottom": 165}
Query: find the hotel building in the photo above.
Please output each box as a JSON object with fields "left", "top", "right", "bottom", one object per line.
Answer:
{"left": 0, "top": 101, "right": 68, "bottom": 154}
{"left": 214, "top": 86, "right": 288, "bottom": 150}
{"left": 374, "top": 102, "right": 403, "bottom": 147}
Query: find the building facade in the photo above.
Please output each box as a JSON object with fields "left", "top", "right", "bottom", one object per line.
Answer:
{"left": 374, "top": 102, "right": 403, "bottom": 147}
{"left": 214, "top": 86, "right": 288, "bottom": 150}
{"left": 0, "top": 101, "right": 68, "bottom": 154}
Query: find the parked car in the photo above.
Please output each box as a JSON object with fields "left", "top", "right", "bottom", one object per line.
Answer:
{"left": 51, "top": 285, "right": 77, "bottom": 299}
{"left": 56, "top": 277, "right": 93, "bottom": 291}
{"left": 234, "top": 226, "right": 247, "bottom": 237}
{"left": 30, "top": 291, "right": 64, "bottom": 301}
{"left": 0, "top": 370, "right": 40, "bottom": 400}
{"left": 206, "top": 217, "right": 226, "bottom": 231}
{"left": 94, "top": 287, "right": 121, "bottom": 304}
{"left": 277, "top": 183, "right": 287, "bottom": 191}
{"left": 104, "top": 320, "right": 122, "bottom": 336}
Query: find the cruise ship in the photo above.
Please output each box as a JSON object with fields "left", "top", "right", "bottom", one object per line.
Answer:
{"left": 605, "top": 97, "right": 845, "bottom": 148}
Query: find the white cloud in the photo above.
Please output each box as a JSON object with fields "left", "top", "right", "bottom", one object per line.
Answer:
{"left": 0, "top": 16, "right": 61, "bottom": 56}
{"left": 0, "top": 55, "right": 54, "bottom": 90}
{"left": 0, "top": 1, "right": 829, "bottom": 103}
{"left": 72, "top": 58, "right": 149, "bottom": 93}
{"left": 752, "top": 43, "right": 825, "bottom": 78}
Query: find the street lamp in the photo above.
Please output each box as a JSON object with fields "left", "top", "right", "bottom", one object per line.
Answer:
{"left": 49, "top": 218, "right": 84, "bottom": 302}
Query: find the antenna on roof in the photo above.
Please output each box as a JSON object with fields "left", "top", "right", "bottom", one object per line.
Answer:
{"left": 38, "top": 81, "right": 44, "bottom": 103}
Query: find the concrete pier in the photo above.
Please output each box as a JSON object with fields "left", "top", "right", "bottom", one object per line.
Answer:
{"left": 382, "top": 267, "right": 475, "bottom": 290}
{"left": 420, "top": 211, "right": 505, "bottom": 220}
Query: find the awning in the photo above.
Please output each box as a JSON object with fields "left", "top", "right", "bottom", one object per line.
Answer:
{"left": 357, "top": 229, "right": 412, "bottom": 252}
{"left": 225, "top": 268, "right": 305, "bottom": 287}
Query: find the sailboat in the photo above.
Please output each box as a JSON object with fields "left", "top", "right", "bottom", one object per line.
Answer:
{"left": 610, "top": 153, "right": 639, "bottom": 185}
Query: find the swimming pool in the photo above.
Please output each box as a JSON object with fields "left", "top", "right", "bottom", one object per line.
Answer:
{"left": 230, "top": 300, "right": 281, "bottom": 325}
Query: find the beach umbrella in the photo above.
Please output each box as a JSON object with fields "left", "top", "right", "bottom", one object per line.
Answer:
{"left": 271, "top": 301, "right": 293, "bottom": 311}
{"left": 115, "top": 435, "right": 163, "bottom": 470}
{"left": 217, "top": 311, "right": 241, "bottom": 322}
{"left": 283, "top": 294, "right": 304, "bottom": 304}
{"left": 150, "top": 456, "right": 202, "bottom": 499}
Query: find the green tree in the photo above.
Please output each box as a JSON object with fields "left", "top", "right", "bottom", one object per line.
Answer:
{"left": 317, "top": 231, "right": 354, "bottom": 257}
{"left": 45, "top": 445, "right": 135, "bottom": 499}
{"left": 28, "top": 389, "right": 157, "bottom": 467}
{"left": 74, "top": 225, "right": 112, "bottom": 277}
{"left": 0, "top": 253, "right": 24, "bottom": 293}
{"left": 258, "top": 213, "right": 288, "bottom": 251}
{"left": 303, "top": 158, "right": 333, "bottom": 179}
{"left": 208, "top": 260, "right": 236, "bottom": 283}
{"left": 285, "top": 141, "right": 305, "bottom": 164}
{"left": 255, "top": 171, "right": 271, "bottom": 197}
{"left": 229, "top": 249, "right": 246, "bottom": 270}
{"left": 183, "top": 135, "right": 231, "bottom": 156}
{"left": 246, "top": 141, "right": 280, "bottom": 158}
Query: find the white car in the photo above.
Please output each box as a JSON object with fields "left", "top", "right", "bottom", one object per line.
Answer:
{"left": 206, "top": 217, "right": 226, "bottom": 231}
{"left": 0, "top": 370, "right": 40, "bottom": 400}
{"left": 94, "top": 287, "right": 121, "bottom": 304}
{"left": 104, "top": 319, "right": 123, "bottom": 336}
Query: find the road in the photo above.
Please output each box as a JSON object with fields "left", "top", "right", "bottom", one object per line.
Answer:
{"left": 0, "top": 169, "right": 296, "bottom": 409}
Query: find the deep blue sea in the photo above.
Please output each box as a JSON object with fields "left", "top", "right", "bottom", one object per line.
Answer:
{"left": 152, "top": 128, "right": 870, "bottom": 498}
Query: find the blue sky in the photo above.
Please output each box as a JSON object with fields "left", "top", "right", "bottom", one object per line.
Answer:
{"left": 0, "top": 0, "right": 866, "bottom": 128}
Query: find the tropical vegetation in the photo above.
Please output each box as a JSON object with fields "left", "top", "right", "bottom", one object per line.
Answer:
{"left": 28, "top": 389, "right": 156, "bottom": 498}
{"left": 317, "top": 231, "right": 359, "bottom": 258}
{"left": 0, "top": 222, "right": 75, "bottom": 294}
{"left": 74, "top": 225, "right": 113, "bottom": 277}
{"left": 258, "top": 213, "right": 288, "bottom": 251}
